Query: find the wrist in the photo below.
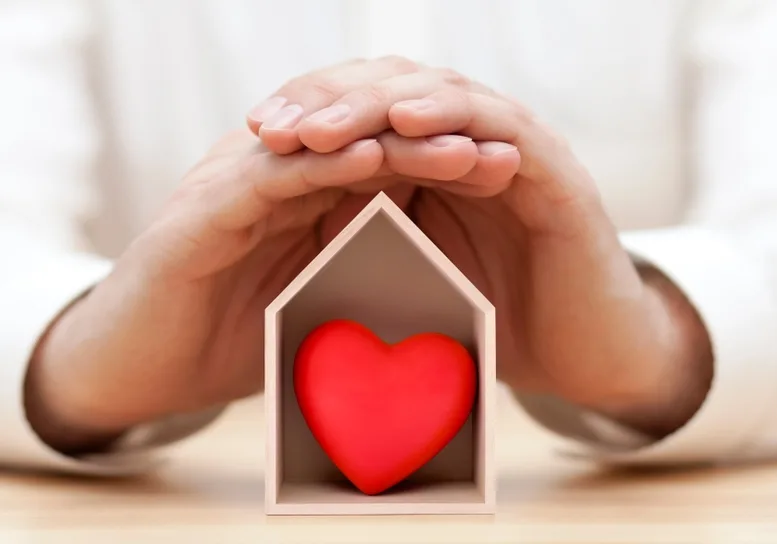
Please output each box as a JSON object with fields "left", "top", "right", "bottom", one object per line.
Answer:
{"left": 592, "top": 265, "right": 714, "bottom": 438}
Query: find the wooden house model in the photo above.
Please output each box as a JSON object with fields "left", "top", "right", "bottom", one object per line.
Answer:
{"left": 264, "top": 192, "right": 496, "bottom": 515}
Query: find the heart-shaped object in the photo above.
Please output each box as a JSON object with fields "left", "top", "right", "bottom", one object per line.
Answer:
{"left": 294, "top": 319, "right": 476, "bottom": 495}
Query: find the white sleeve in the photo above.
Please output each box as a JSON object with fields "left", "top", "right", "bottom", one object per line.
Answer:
{"left": 0, "top": 1, "right": 222, "bottom": 475}
{"left": 514, "top": 0, "right": 777, "bottom": 465}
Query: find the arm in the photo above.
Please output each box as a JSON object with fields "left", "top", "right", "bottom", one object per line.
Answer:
{"left": 0, "top": 0, "right": 221, "bottom": 474}
{"left": 240, "top": 11, "right": 777, "bottom": 466}
{"left": 517, "top": 0, "right": 777, "bottom": 464}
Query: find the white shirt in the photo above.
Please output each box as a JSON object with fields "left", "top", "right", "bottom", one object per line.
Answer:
{"left": 2, "top": 0, "right": 777, "bottom": 474}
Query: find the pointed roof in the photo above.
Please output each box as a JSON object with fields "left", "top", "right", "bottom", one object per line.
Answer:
{"left": 267, "top": 192, "right": 494, "bottom": 315}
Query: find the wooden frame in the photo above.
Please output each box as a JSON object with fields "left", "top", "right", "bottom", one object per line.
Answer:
{"left": 265, "top": 192, "right": 496, "bottom": 516}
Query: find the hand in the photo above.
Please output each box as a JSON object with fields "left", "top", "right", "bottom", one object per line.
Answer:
{"left": 25, "top": 81, "right": 518, "bottom": 454}
{"left": 250, "top": 57, "right": 714, "bottom": 438}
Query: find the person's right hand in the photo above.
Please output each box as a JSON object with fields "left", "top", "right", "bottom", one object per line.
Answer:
{"left": 25, "top": 65, "right": 518, "bottom": 454}
{"left": 23, "top": 128, "right": 382, "bottom": 453}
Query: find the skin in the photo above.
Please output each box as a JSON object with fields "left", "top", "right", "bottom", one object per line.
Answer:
{"left": 26, "top": 57, "right": 713, "bottom": 454}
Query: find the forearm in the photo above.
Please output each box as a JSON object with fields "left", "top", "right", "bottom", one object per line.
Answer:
{"left": 24, "top": 294, "right": 129, "bottom": 456}
{"left": 588, "top": 264, "right": 714, "bottom": 439}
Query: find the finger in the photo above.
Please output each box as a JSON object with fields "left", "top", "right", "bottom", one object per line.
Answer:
{"left": 245, "top": 58, "right": 365, "bottom": 132}
{"left": 295, "top": 68, "right": 477, "bottom": 154}
{"left": 376, "top": 132, "right": 479, "bottom": 181}
{"left": 388, "top": 88, "right": 471, "bottom": 137}
{"left": 376, "top": 131, "right": 519, "bottom": 189}
{"left": 403, "top": 93, "right": 593, "bottom": 206}
{"left": 389, "top": 90, "right": 525, "bottom": 143}
{"left": 376, "top": 133, "right": 520, "bottom": 197}
{"left": 391, "top": 91, "right": 606, "bottom": 234}
{"left": 455, "top": 141, "right": 521, "bottom": 194}
{"left": 249, "top": 56, "right": 420, "bottom": 155}
{"left": 207, "top": 139, "right": 384, "bottom": 231}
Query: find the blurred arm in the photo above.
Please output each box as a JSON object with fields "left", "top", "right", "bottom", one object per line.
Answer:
{"left": 516, "top": 0, "right": 777, "bottom": 465}
{"left": 0, "top": 0, "right": 221, "bottom": 475}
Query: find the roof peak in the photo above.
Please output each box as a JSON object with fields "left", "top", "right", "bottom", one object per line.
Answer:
{"left": 266, "top": 192, "right": 494, "bottom": 314}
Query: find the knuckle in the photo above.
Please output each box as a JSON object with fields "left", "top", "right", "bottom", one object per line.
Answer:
{"left": 437, "top": 67, "right": 470, "bottom": 88}
{"left": 293, "top": 157, "right": 315, "bottom": 189}
{"left": 444, "top": 87, "right": 471, "bottom": 105}
{"left": 234, "top": 155, "right": 263, "bottom": 192}
{"left": 378, "top": 54, "right": 419, "bottom": 74}
{"left": 545, "top": 125, "right": 572, "bottom": 151}
{"left": 512, "top": 107, "right": 542, "bottom": 140}
{"left": 284, "top": 75, "right": 342, "bottom": 102}
{"left": 307, "top": 78, "right": 344, "bottom": 102}
{"left": 354, "top": 83, "right": 392, "bottom": 104}
{"left": 570, "top": 170, "right": 603, "bottom": 205}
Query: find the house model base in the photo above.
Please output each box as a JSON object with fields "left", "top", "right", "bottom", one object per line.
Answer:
{"left": 264, "top": 192, "right": 496, "bottom": 516}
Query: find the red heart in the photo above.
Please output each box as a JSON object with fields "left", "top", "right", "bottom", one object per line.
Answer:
{"left": 293, "top": 319, "right": 477, "bottom": 495}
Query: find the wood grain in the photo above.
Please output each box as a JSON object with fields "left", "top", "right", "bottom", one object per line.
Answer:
{"left": 3, "top": 388, "right": 777, "bottom": 543}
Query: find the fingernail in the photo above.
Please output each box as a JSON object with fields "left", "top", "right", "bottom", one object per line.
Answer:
{"left": 306, "top": 103, "right": 352, "bottom": 124}
{"left": 394, "top": 98, "right": 435, "bottom": 111}
{"left": 426, "top": 134, "right": 473, "bottom": 147}
{"left": 345, "top": 138, "right": 378, "bottom": 151}
{"left": 248, "top": 96, "right": 287, "bottom": 123}
{"left": 477, "top": 141, "right": 518, "bottom": 156}
{"left": 262, "top": 104, "right": 304, "bottom": 130}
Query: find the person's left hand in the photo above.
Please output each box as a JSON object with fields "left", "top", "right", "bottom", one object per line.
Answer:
{"left": 247, "top": 57, "right": 713, "bottom": 438}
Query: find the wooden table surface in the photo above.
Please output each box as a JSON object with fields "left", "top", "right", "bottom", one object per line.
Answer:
{"left": 2, "top": 387, "right": 776, "bottom": 544}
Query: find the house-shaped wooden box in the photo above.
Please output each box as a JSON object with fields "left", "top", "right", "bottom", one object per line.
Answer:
{"left": 264, "top": 192, "right": 496, "bottom": 515}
